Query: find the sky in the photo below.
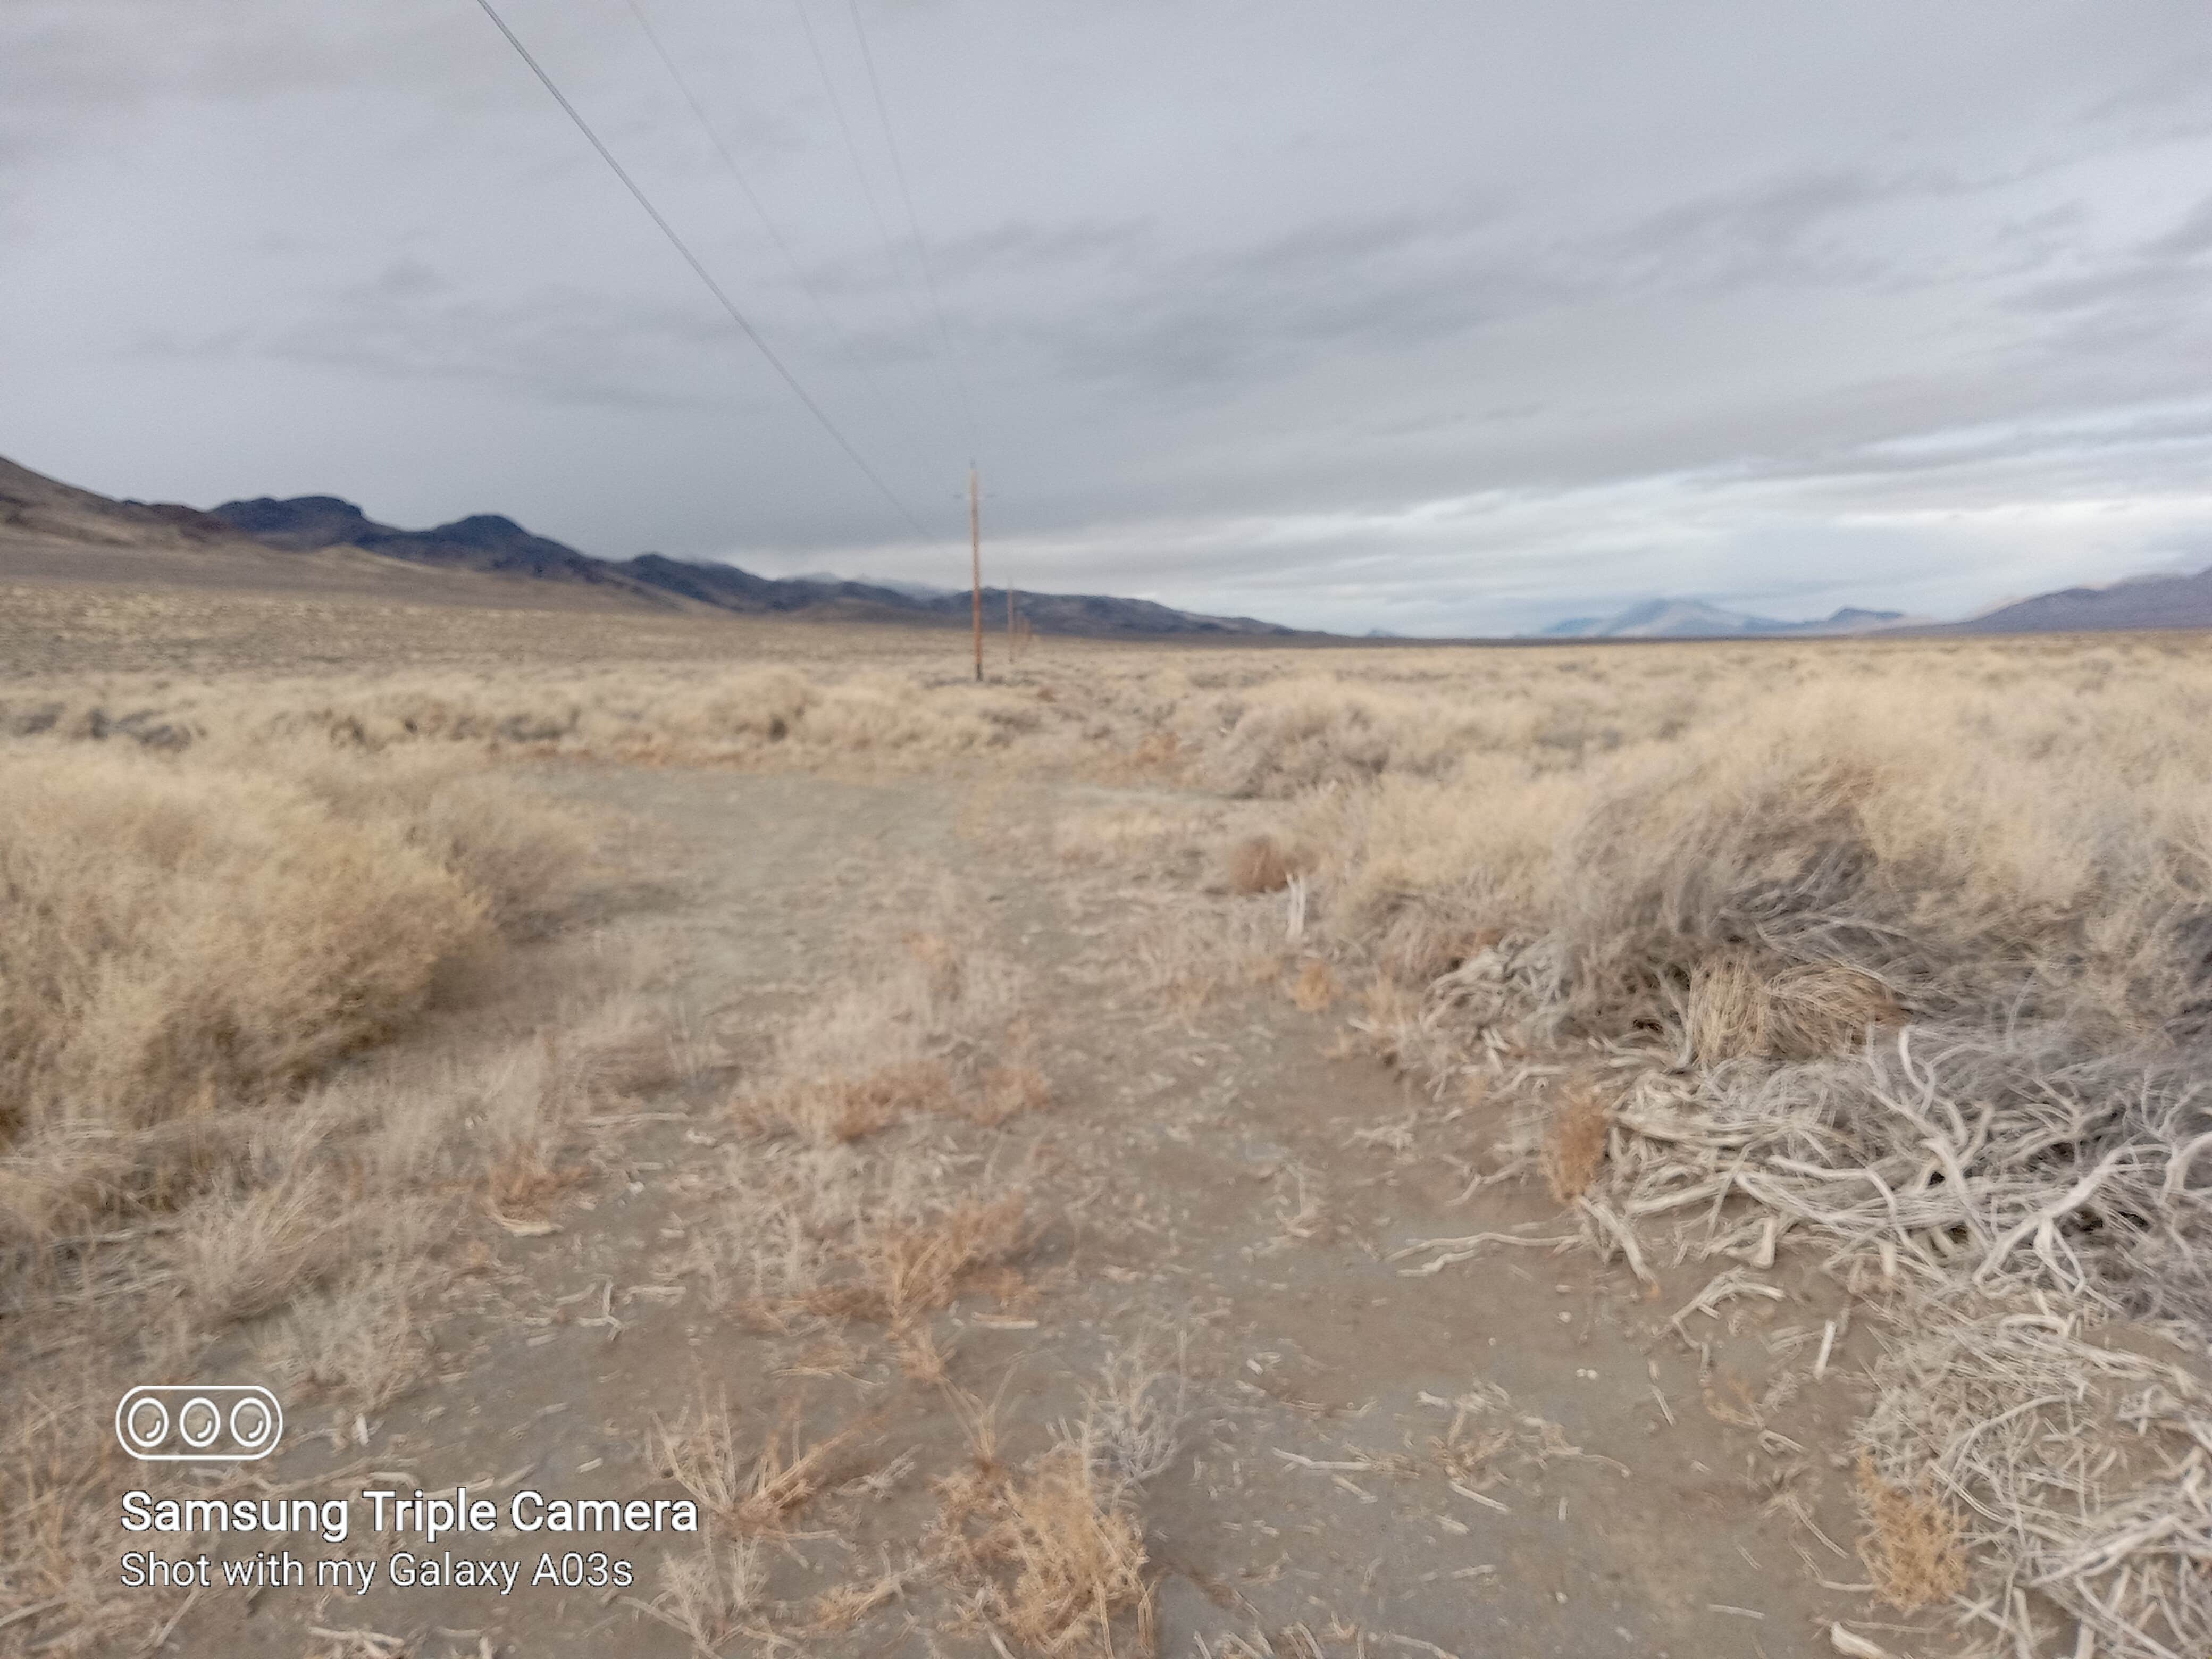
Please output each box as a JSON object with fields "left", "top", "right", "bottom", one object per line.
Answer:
{"left": 6, "top": 2, "right": 2212, "bottom": 635}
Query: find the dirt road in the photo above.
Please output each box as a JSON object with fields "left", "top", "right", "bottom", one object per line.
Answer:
{"left": 167, "top": 761, "right": 1922, "bottom": 1659}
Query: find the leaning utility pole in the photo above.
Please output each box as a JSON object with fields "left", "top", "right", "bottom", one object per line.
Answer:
{"left": 968, "top": 464, "right": 982, "bottom": 682}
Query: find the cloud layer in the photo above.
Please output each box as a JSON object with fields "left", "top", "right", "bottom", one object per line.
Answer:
{"left": 6, "top": 0, "right": 2212, "bottom": 632}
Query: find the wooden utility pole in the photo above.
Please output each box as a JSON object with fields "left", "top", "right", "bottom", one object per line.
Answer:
{"left": 968, "top": 465, "right": 982, "bottom": 682}
{"left": 1007, "top": 581, "right": 1015, "bottom": 663}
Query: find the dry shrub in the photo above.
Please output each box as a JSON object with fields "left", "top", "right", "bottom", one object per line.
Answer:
{"left": 1082, "top": 1342, "right": 1189, "bottom": 1486}
{"left": 0, "top": 747, "right": 490, "bottom": 1139}
{"left": 1296, "top": 667, "right": 2212, "bottom": 1056}
{"left": 1854, "top": 1452, "right": 1968, "bottom": 1611}
{"left": 896, "top": 1323, "right": 953, "bottom": 1385}
{"left": 656, "top": 664, "right": 816, "bottom": 744}
{"left": 940, "top": 1444, "right": 1150, "bottom": 1657}
{"left": 749, "top": 1060, "right": 957, "bottom": 1144}
{"left": 1540, "top": 1086, "right": 1609, "bottom": 1204}
{"left": 738, "top": 1413, "right": 861, "bottom": 1533}
{"left": 1209, "top": 678, "right": 1477, "bottom": 798}
{"left": 971, "top": 1064, "right": 1051, "bottom": 1126}
{"left": 267, "top": 741, "right": 597, "bottom": 936}
{"left": 651, "top": 1395, "right": 749, "bottom": 1522}
{"left": 815, "top": 1196, "right": 1030, "bottom": 1327}
{"left": 1226, "top": 833, "right": 1305, "bottom": 894}
{"left": 656, "top": 1537, "right": 765, "bottom": 1650}
{"left": 0, "top": 1111, "right": 252, "bottom": 1249}
{"left": 652, "top": 1397, "right": 857, "bottom": 1534}
{"left": 1289, "top": 958, "right": 1338, "bottom": 1013}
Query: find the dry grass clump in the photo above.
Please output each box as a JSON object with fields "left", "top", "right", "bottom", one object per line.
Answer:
{"left": 655, "top": 1537, "right": 767, "bottom": 1651}
{"left": 1288, "top": 957, "right": 1338, "bottom": 1012}
{"left": 651, "top": 1395, "right": 861, "bottom": 1535}
{"left": 753, "top": 1060, "right": 960, "bottom": 1143}
{"left": 1225, "top": 833, "right": 1307, "bottom": 894}
{"left": 1131, "top": 899, "right": 1291, "bottom": 1017}
{"left": 737, "top": 920, "right": 1038, "bottom": 1144}
{"left": 973, "top": 1064, "right": 1053, "bottom": 1126}
{"left": 1080, "top": 1338, "right": 1191, "bottom": 1486}
{"left": 1854, "top": 1453, "right": 1969, "bottom": 1611}
{"left": 1686, "top": 954, "right": 1903, "bottom": 1064}
{"left": 1539, "top": 1086, "right": 1610, "bottom": 1205}
{"left": 3, "top": 934, "right": 674, "bottom": 1647}
{"left": 817, "top": 1195, "right": 1031, "bottom": 1328}
{"left": 1053, "top": 805, "right": 1207, "bottom": 871}
{"left": 651, "top": 1394, "right": 753, "bottom": 1522}
{"left": 936, "top": 1441, "right": 1150, "bottom": 1657}
{"left": 172, "top": 1172, "right": 352, "bottom": 1326}
{"left": 258, "top": 1258, "right": 438, "bottom": 1411}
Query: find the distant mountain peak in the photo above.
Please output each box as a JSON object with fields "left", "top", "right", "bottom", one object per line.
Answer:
{"left": 1532, "top": 598, "right": 1909, "bottom": 640}
{"left": 209, "top": 494, "right": 389, "bottom": 551}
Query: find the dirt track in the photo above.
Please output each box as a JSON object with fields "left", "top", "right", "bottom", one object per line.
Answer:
{"left": 165, "top": 761, "right": 1918, "bottom": 1659}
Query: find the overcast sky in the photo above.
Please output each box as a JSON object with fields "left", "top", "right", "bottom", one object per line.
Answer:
{"left": 7, "top": 2, "right": 2212, "bottom": 633}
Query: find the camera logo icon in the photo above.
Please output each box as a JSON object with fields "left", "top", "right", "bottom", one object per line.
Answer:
{"left": 115, "top": 1386, "right": 283, "bottom": 1462}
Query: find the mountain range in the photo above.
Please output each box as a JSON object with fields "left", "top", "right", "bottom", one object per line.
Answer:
{"left": 200, "top": 494, "right": 1298, "bottom": 637}
{"left": 1536, "top": 565, "right": 2212, "bottom": 638}
{"left": 1949, "top": 567, "right": 2212, "bottom": 634}
{"left": 1536, "top": 598, "right": 1915, "bottom": 639}
{"left": 10, "top": 451, "right": 2212, "bottom": 640}
{"left": 0, "top": 454, "right": 1296, "bottom": 638}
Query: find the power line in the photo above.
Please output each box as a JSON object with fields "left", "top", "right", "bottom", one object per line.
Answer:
{"left": 618, "top": 0, "right": 948, "bottom": 482}
{"left": 787, "top": 0, "right": 957, "bottom": 435}
{"left": 844, "top": 0, "right": 980, "bottom": 462}
{"left": 470, "top": 0, "right": 937, "bottom": 542}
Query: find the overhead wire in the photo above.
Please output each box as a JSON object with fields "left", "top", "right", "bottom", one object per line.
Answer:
{"left": 617, "top": 0, "right": 950, "bottom": 484}
{"left": 843, "top": 0, "right": 980, "bottom": 462}
{"left": 468, "top": 0, "right": 939, "bottom": 542}
{"left": 787, "top": 0, "right": 963, "bottom": 445}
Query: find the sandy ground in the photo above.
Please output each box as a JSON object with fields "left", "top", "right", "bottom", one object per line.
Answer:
{"left": 129, "top": 760, "right": 1941, "bottom": 1659}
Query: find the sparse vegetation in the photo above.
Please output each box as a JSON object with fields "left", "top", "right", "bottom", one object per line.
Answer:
{"left": 10, "top": 605, "right": 2211, "bottom": 1657}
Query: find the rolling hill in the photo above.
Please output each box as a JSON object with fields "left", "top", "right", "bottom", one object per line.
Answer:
{"left": 1949, "top": 566, "right": 2212, "bottom": 633}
